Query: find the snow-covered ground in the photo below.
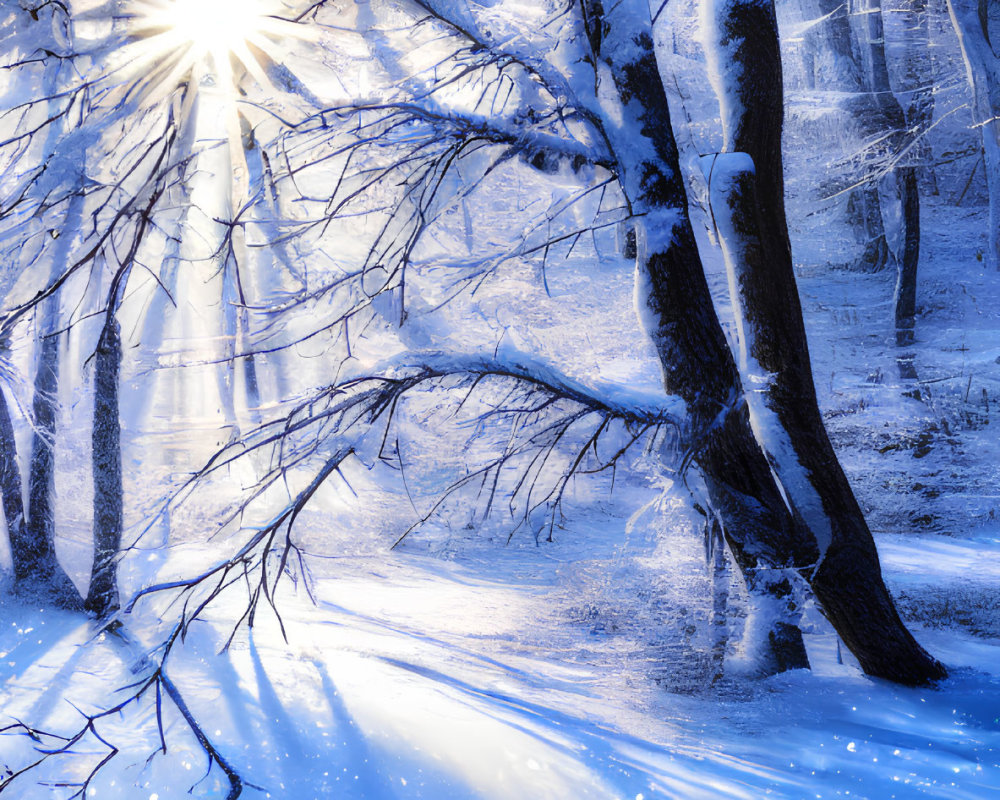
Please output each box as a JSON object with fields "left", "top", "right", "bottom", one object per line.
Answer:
{"left": 3, "top": 493, "right": 1000, "bottom": 799}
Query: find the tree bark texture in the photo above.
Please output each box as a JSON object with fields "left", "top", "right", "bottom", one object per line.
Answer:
{"left": 0, "top": 387, "right": 28, "bottom": 580}
{"left": 708, "top": 157, "right": 944, "bottom": 685}
{"left": 13, "top": 325, "right": 84, "bottom": 608}
{"left": 27, "top": 333, "right": 59, "bottom": 548}
{"left": 85, "top": 319, "right": 123, "bottom": 616}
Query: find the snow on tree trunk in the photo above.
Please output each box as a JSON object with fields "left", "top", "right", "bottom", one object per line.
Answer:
{"left": 0, "top": 387, "right": 28, "bottom": 577}
{"left": 0, "top": 13, "right": 97, "bottom": 607}
{"left": 241, "top": 129, "right": 293, "bottom": 405}
{"left": 708, "top": 154, "right": 945, "bottom": 684}
{"left": 706, "top": 518, "right": 729, "bottom": 680}
{"left": 27, "top": 327, "right": 59, "bottom": 555}
{"left": 701, "top": 0, "right": 944, "bottom": 684}
{"left": 947, "top": 0, "right": 1000, "bottom": 271}
{"left": 16, "top": 311, "right": 84, "bottom": 608}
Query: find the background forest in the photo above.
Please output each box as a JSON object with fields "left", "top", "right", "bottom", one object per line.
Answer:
{"left": 1, "top": 0, "right": 999, "bottom": 797}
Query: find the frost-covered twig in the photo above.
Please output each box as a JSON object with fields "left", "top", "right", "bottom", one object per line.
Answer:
{"left": 0, "top": 623, "right": 246, "bottom": 800}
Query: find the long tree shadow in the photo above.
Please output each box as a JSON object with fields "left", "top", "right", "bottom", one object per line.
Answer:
{"left": 0, "top": 600, "right": 91, "bottom": 707}
{"left": 310, "top": 657, "right": 401, "bottom": 798}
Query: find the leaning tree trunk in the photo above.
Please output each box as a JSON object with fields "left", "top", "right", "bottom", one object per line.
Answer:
{"left": 587, "top": 0, "right": 814, "bottom": 674}
{"left": 947, "top": 0, "right": 1000, "bottom": 271}
{"left": 702, "top": 0, "right": 945, "bottom": 685}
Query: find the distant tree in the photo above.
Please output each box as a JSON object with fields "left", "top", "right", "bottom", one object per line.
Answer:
{"left": 895, "top": 0, "right": 937, "bottom": 194}
{"left": 855, "top": 0, "right": 922, "bottom": 350}
{"left": 947, "top": 0, "right": 1000, "bottom": 271}
{"left": 801, "top": 0, "right": 922, "bottom": 357}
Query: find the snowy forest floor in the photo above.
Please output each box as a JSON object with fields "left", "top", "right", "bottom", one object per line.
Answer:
{"left": 3, "top": 195, "right": 1000, "bottom": 798}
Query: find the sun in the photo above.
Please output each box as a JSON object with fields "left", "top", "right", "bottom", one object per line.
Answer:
{"left": 145, "top": 0, "right": 272, "bottom": 73}
{"left": 114, "top": 0, "right": 318, "bottom": 108}
{"left": 129, "top": 0, "right": 281, "bottom": 84}
{"left": 103, "top": 0, "right": 320, "bottom": 214}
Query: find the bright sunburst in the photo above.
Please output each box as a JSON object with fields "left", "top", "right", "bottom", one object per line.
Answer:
{"left": 107, "top": 0, "right": 320, "bottom": 207}
{"left": 117, "top": 0, "right": 317, "bottom": 108}
{"left": 145, "top": 0, "right": 270, "bottom": 67}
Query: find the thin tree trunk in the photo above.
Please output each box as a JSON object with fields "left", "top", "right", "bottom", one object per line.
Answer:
{"left": 0, "top": 387, "right": 28, "bottom": 579}
{"left": 22, "top": 22, "right": 82, "bottom": 604}
{"left": 898, "top": 0, "right": 938, "bottom": 193}
{"left": 27, "top": 330, "right": 59, "bottom": 555}
{"left": 706, "top": 518, "right": 729, "bottom": 680}
{"left": 858, "top": 0, "right": 923, "bottom": 350}
{"left": 813, "top": 0, "right": 895, "bottom": 270}
{"left": 702, "top": 0, "right": 944, "bottom": 684}
{"left": 858, "top": 186, "right": 895, "bottom": 272}
{"left": 895, "top": 167, "right": 921, "bottom": 347}
{"left": 947, "top": 0, "right": 1000, "bottom": 271}
{"left": 82, "top": 126, "right": 172, "bottom": 614}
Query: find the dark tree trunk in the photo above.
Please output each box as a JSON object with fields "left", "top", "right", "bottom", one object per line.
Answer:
{"left": 709, "top": 158, "right": 944, "bottom": 684}
{"left": 589, "top": 2, "right": 812, "bottom": 673}
{"left": 895, "top": 167, "right": 921, "bottom": 347}
{"left": 702, "top": 0, "right": 944, "bottom": 685}
{"left": 406, "top": 0, "right": 941, "bottom": 685}
{"left": 84, "top": 319, "right": 123, "bottom": 616}
{"left": 9, "top": 327, "right": 84, "bottom": 608}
